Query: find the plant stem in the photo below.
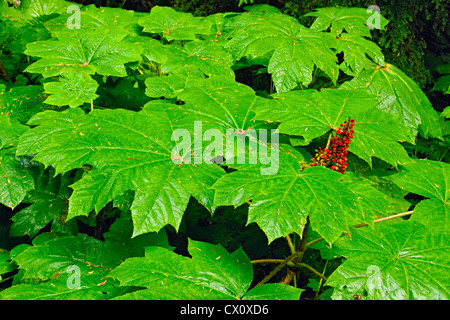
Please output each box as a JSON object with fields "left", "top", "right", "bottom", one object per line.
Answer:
{"left": 439, "top": 148, "right": 449, "bottom": 162}
{"left": 352, "top": 210, "right": 414, "bottom": 228}
{"left": 297, "top": 263, "right": 328, "bottom": 282}
{"left": 281, "top": 268, "right": 296, "bottom": 285}
{"left": 252, "top": 211, "right": 416, "bottom": 287}
{"left": 251, "top": 259, "right": 286, "bottom": 264}
{"left": 295, "top": 219, "right": 310, "bottom": 264}
{"left": 285, "top": 234, "right": 296, "bottom": 255}
{"left": 318, "top": 260, "right": 328, "bottom": 290}
{"left": 325, "top": 132, "right": 333, "bottom": 150}
{"left": 255, "top": 220, "right": 311, "bottom": 286}
{"left": 304, "top": 210, "right": 414, "bottom": 250}
{"left": 255, "top": 252, "right": 299, "bottom": 287}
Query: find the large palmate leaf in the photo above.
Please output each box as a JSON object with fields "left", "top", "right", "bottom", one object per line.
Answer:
{"left": 16, "top": 105, "right": 225, "bottom": 237}
{"left": 387, "top": 159, "right": 450, "bottom": 236}
{"left": 45, "top": 4, "right": 136, "bottom": 33}
{"left": 0, "top": 114, "right": 29, "bottom": 149}
{"left": 125, "top": 35, "right": 168, "bottom": 65}
{"left": 226, "top": 10, "right": 339, "bottom": 92}
{"left": 341, "top": 173, "right": 391, "bottom": 226}
{"left": 342, "top": 63, "right": 442, "bottom": 139}
{"left": 254, "top": 89, "right": 376, "bottom": 140}
{"left": 0, "top": 234, "right": 124, "bottom": 300}
{"left": 161, "top": 41, "right": 234, "bottom": 79}
{"left": 138, "top": 6, "right": 211, "bottom": 41}
{"left": 10, "top": 167, "right": 76, "bottom": 238}
{"left": 0, "top": 250, "right": 16, "bottom": 280}
{"left": 145, "top": 66, "right": 204, "bottom": 99}
{"left": 19, "top": 0, "right": 73, "bottom": 19}
{"left": 267, "top": 27, "right": 339, "bottom": 92}
{"left": 177, "top": 76, "right": 268, "bottom": 133}
{"left": 43, "top": 73, "right": 99, "bottom": 108}
{"left": 347, "top": 109, "right": 412, "bottom": 167}
{"left": 253, "top": 89, "right": 412, "bottom": 167}
{"left": 24, "top": 28, "right": 143, "bottom": 78}
{"left": 0, "top": 149, "right": 34, "bottom": 208}
{"left": 16, "top": 108, "right": 86, "bottom": 156}
{"left": 149, "top": 76, "right": 276, "bottom": 169}
{"left": 334, "top": 33, "right": 384, "bottom": 75}
{"left": 0, "top": 85, "right": 54, "bottom": 124}
{"left": 109, "top": 239, "right": 303, "bottom": 299}
{"left": 0, "top": 115, "right": 34, "bottom": 208}
{"left": 305, "top": 7, "right": 389, "bottom": 37}
{"left": 326, "top": 221, "right": 450, "bottom": 300}
{"left": 213, "top": 145, "right": 380, "bottom": 244}
{"left": 0, "top": 222, "right": 170, "bottom": 300}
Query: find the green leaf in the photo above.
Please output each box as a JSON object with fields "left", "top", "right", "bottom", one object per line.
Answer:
{"left": 341, "top": 63, "right": 442, "bottom": 139}
{"left": 243, "top": 283, "right": 304, "bottom": 300}
{"left": 24, "top": 28, "right": 143, "bottom": 78}
{"left": 326, "top": 221, "right": 450, "bottom": 300}
{"left": 17, "top": 106, "right": 225, "bottom": 237}
{"left": 442, "top": 106, "right": 450, "bottom": 119}
{"left": 145, "top": 66, "right": 204, "bottom": 99}
{"left": 20, "top": 0, "right": 72, "bottom": 18}
{"left": 138, "top": 6, "right": 211, "bottom": 41}
{"left": 125, "top": 35, "right": 168, "bottom": 64}
{"left": 387, "top": 159, "right": 450, "bottom": 235}
{"left": 45, "top": 4, "right": 136, "bottom": 33}
{"left": 0, "top": 85, "right": 54, "bottom": 124}
{"left": 342, "top": 174, "right": 391, "bottom": 226}
{"left": 433, "top": 75, "right": 450, "bottom": 95}
{"left": 43, "top": 73, "right": 99, "bottom": 108}
{"left": 357, "top": 170, "right": 412, "bottom": 215}
{"left": 10, "top": 167, "right": 75, "bottom": 238}
{"left": 213, "top": 145, "right": 363, "bottom": 243}
{"left": 253, "top": 89, "right": 411, "bottom": 167}
{"left": 103, "top": 218, "right": 173, "bottom": 255}
{"left": 16, "top": 108, "right": 86, "bottom": 156}
{"left": 346, "top": 109, "right": 412, "bottom": 167}
{"left": 305, "top": 7, "right": 389, "bottom": 37}
{"left": 267, "top": 27, "right": 339, "bottom": 92}
{"left": 0, "top": 278, "right": 123, "bottom": 300}
{"left": 0, "top": 234, "right": 121, "bottom": 299}
{"left": 162, "top": 41, "right": 234, "bottom": 79}
{"left": 13, "top": 234, "right": 122, "bottom": 280}
{"left": 0, "top": 149, "right": 34, "bottom": 208}
{"left": 335, "top": 33, "right": 384, "bottom": 75}
{"left": 109, "top": 239, "right": 303, "bottom": 299}
{"left": 177, "top": 76, "right": 266, "bottom": 133}
{"left": 0, "top": 250, "right": 16, "bottom": 278}
{"left": 0, "top": 228, "right": 168, "bottom": 300}
{"left": 254, "top": 89, "right": 376, "bottom": 141}
{"left": 0, "top": 114, "right": 29, "bottom": 149}
{"left": 226, "top": 11, "right": 339, "bottom": 92}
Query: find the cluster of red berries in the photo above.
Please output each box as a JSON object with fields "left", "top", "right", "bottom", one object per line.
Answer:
{"left": 310, "top": 118, "right": 355, "bottom": 174}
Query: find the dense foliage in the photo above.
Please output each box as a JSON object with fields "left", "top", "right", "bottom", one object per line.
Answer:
{"left": 0, "top": 0, "right": 449, "bottom": 300}
{"left": 172, "top": 0, "right": 450, "bottom": 90}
